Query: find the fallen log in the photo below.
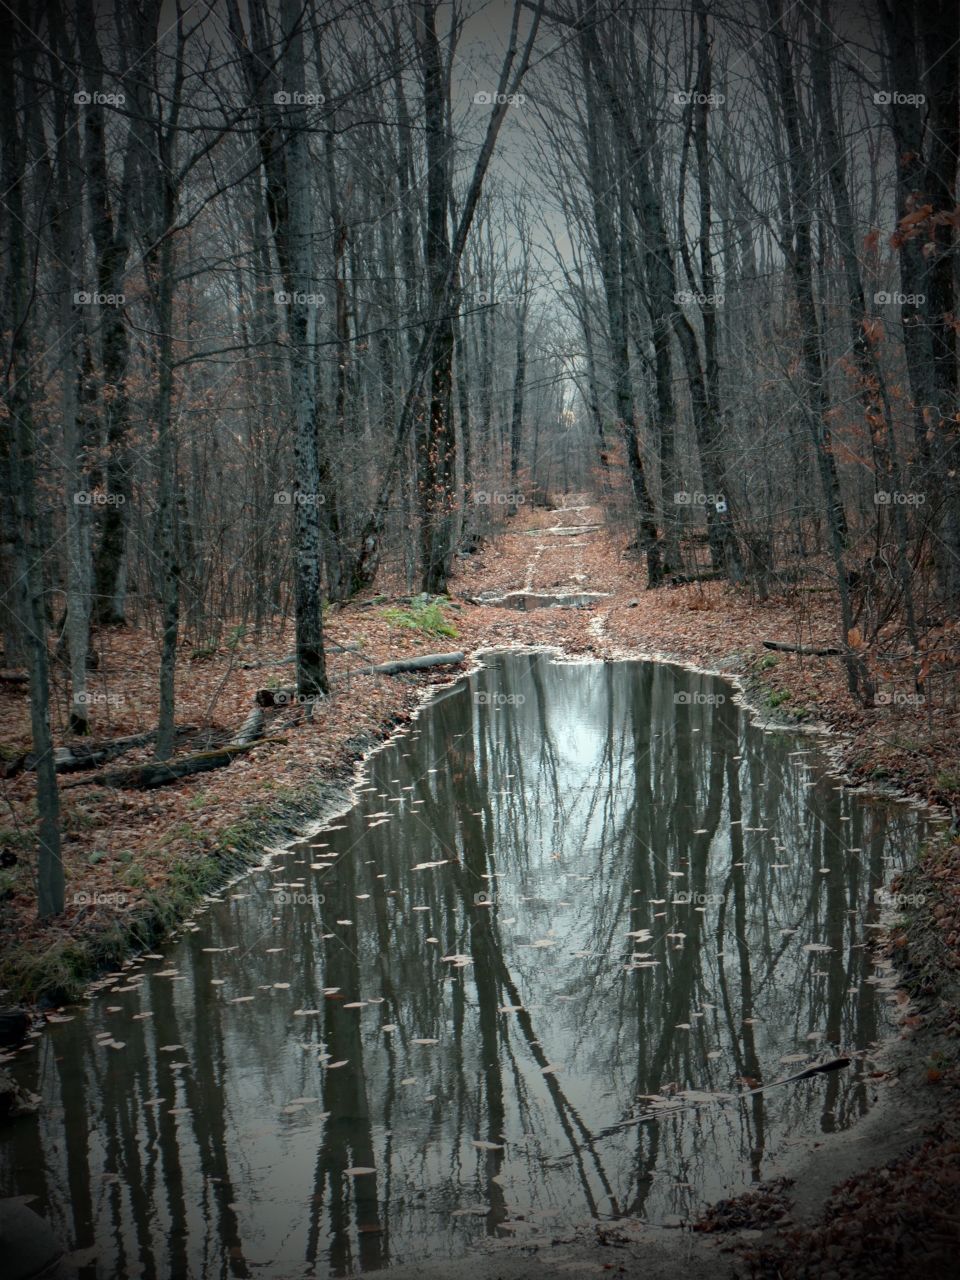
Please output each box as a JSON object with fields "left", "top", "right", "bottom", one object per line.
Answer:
{"left": 667, "top": 569, "right": 726, "bottom": 585}
{"left": 65, "top": 695, "right": 270, "bottom": 790}
{"left": 762, "top": 640, "right": 841, "bottom": 657}
{"left": 257, "top": 651, "right": 465, "bottom": 704}
{"left": 232, "top": 705, "right": 265, "bottom": 746}
{"left": 348, "top": 651, "right": 465, "bottom": 676}
{"left": 85, "top": 736, "right": 284, "bottom": 790}
{"left": 38, "top": 727, "right": 198, "bottom": 774}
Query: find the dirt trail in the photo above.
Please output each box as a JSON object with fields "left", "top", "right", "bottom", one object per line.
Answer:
{"left": 2, "top": 493, "right": 957, "bottom": 1279}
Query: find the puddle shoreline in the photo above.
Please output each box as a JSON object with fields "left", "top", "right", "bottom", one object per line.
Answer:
{"left": 2, "top": 646, "right": 943, "bottom": 1279}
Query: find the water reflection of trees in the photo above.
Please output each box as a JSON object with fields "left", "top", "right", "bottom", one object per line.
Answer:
{"left": 0, "top": 655, "right": 927, "bottom": 1276}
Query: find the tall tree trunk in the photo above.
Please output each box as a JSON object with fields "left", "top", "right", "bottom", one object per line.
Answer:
{"left": 282, "top": 0, "right": 327, "bottom": 695}
{"left": 879, "top": 0, "right": 960, "bottom": 601}
{"left": 46, "top": 5, "right": 95, "bottom": 733}
{"left": 0, "top": 5, "right": 64, "bottom": 916}
{"left": 418, "top": 0, "right": 457, "bottom": 594}
{"left": 766, "top": 0, "right": 849, "bottom": 552}
{"left": 509, "top": 304, "right": 527, "bottom": 492}
{"left": 76, "top": 0, "right": 134, "bottom": 625}
{"left": 153, "top": 223, "right": 181, "bottom": 760}
{"left": 581, "top": 41, "right": 662, "bottom": 585}
{"left": 812, "top": 0, "right": 917, "bottom": 650}
{"left": 350, "top": 0, "right": 543, "bottom": 591}
{"left": 766, "top": 0, "right": 867, "bottom": 701}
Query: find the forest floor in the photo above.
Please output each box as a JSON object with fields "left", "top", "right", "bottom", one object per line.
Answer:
{"left": 2, "top": 492, "right": 960, "bottom": 1276}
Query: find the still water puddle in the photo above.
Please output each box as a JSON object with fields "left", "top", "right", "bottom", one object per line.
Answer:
{"left": 1, "top": 653, "right": 929, "bottom": 1277}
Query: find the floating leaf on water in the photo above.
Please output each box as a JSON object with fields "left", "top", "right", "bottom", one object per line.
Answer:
{"left": 540, "top": 1065, "right": 560, "bottom": 1075}
{"left": 381, "top": 1024, "right": 397, "bottom": 1033}
{"left": 210, "top": 979, "right": 226, "bottom": 986}
{"left": 451, "top": 1206, "right": 489, "bottom": 1217}
{"left": 345, "top": 1167, "right": 376, "bottom": 1176}
{"left": 154, "top": 970, "right": 179, "bottom": 978}
{"left": 336, "top": 920, "right": 354, "bottom": 926}
{"left": 294, "top": 1009, "right": 321, "bottom": 1016}
{"left": 706, "top": 1051, "right": 723, "bottom": 1060}
{"left": 229, "top": 996, "right": 255, "bottom": 1004}
{"left": 472, "top": 1140, "right": 504, "bottom": 1150}
{"left": 498, "top": 1005, "right": 524, "bottom": 1013}
{"left": 323, "top": 987, "right": 340, "bottom": 995}
{"left": 400, "top": 1077, "right": 416, "bottom": 1085}
{"left": 803, "top": 943, "right": 833, "bottom": 953}
{"left": 326, "top": 1060, "right": 349, "bottom": 1069}
{"left": 287, "top": 1097, "right": 319, "bottom": 1105}
{"left": 343, "top": 1002, "right": 366, "bottom": 1009}
{"left": 158, "top": 1045, "right": 183, "bottom": 1052}
{"left": 412, "top": 1037, "right": 439, "bottom": 1045}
